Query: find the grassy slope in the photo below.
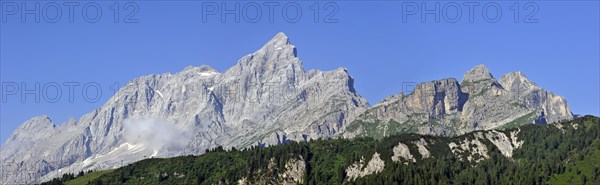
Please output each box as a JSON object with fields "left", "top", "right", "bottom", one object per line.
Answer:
{"left": 65, "top": 170, "right": 114, "bottom": 185}
{"left": 499, "top": 111, "right": 536, "bottom": 130}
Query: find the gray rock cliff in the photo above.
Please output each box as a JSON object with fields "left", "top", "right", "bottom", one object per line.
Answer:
{"left": 345, "top": 65, "right": 573, "bottom": 138}
{"left": 0, "top": 33, "right": 369, "bottom": 184}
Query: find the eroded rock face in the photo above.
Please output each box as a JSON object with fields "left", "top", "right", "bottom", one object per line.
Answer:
{"left": 0, "top": 33, "right": 369, "bottom": 184}
{"left": 346, "top": 152, "right": 385, "bottom": 181}
{"left": 413, "top": 138, "right": 431, "bottom": 159}
{"left": 499, "top": 72, "right": 572, "bottom": 124}
{"left": 446, "top": 129, "right": 524, "bottom": 163}
{"left": 392, "top": 142, "right": 415, "bottom": 163}
{"left": 236, "top": 156, "right": 306, "bottom": 185}
{"left": 390, "top": 138, "right": 432, "bottom": 165}
{"left": 362, "top": 78, "right": 466, "bottom": 122}
{"left": 347, "top": 65, "right": 573, "bottom": 137}
{"left": 280, "top": 157, "right": 306, "bottom": 185}
{"left": 484, "top": 130, "right": 523, "bottom": 158}
{"left": 510, "top": 129, "right": 524, "bottom": 149}
{"left": 448, "top": 132, "right": 490, "bottom": 163}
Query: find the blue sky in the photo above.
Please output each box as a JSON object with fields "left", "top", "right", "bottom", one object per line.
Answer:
{"left": 1, "top": 1, "right": 598, "bottom": 145}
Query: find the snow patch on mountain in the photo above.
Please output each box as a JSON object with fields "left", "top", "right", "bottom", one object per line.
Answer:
{"left": 198, "top": 71, "right": 219, "bottom": 77}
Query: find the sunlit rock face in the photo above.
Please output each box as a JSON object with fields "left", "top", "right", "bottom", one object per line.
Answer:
{"left": 0, "top": 32, "right": 369, "bottom": 184}
{"left": 346, "top": 64, "right": 573, "bottom": 137}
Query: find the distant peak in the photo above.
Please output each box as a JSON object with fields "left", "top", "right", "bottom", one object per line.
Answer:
{"left": 503, "top": 71, "right": 528, "bottom": 80}
{"left": 274, "top": 32, "right": 288, "bottom": 39}
{"left": 197, "top": 65, "right": 218, "bottom": 72}
{"left": 462, "top": 64, "right": 494, "bottom": 83}
{"left": 498, "top": 71, "right": 537, "bottom": 90}
{"left": 182, "top": 65, "right": 219, "bottom": 73}
{"left": 262, "top": 32, "right": 291, "bottom": 49}
{"left": 66, "top": 118, "right": 78, "bottom": 126}
{"left": 32, "top": 115, "right": 52, "bottom": 122}
{"left": 20, "top": 115, "right": 55, "bottom": 130}
{"left": 336, "top": 67, "right": 349, "bottom": 73}
{"left": 242, "top": 32, "right": 298, "bottom": 61}
{"left": 499, "top": 71, "right": 532, "bottom": 84}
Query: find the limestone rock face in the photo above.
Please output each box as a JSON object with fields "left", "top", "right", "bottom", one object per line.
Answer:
{"left": 0, "top": 32, "right": 369, "bottom": 184}
{"left": 392, "top": 143, "right": 415, "bottom": 163}
{"left": 346, "top": 65, "right": 573, "bottom": 138}
{"left": 498, "top": 72, "right": 572, "bottom": 124}
{"left": 345, "top": 152, "right": 385, "bottom": 182}
{"left": 462, "top": 64, "right": 495, "bottom": 83}
{"left": 0, "top": 35, "right": 575, "bottom": 184}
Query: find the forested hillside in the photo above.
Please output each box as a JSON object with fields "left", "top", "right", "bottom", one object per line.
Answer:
{"left": 42, "top": 116, "right": 600, "bottom": 185}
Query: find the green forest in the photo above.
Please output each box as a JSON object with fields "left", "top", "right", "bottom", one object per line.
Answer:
{"left": 41, "top": 116, "right": 600, "bottom": 185}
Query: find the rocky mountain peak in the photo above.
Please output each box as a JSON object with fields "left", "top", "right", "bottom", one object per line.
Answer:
{"left": 336, "top": 67, "right": 349, "bottom": 73}
{"left": 498, "top": 71, "right": 537, "bottom": 91}
{"left": 347, "top": 65, "right": 573, "bottom": 138}
{"left": 502, "top": 71, "right": 528, "bottom": 81}
{"left": 333, "top": 68, "right": 359, "bottom": 93}
{"left": 228, "top": 32, "right": 303, "bottom": 85}
{"left": 252, "top": 32, "right": 297, "bottom": 59}
{"left": 0, "top": 33, "right": 373, "bottom": 184}
{"left": 263, "top": 32, "right": 291, "bottom": 47}
{"left": 460, "top": 65, "right": 502, "bottom": 95}
{"left": 65, "top": 118, "right": 78, "bottom": 126}
{"left": 462, "top": 64, "right": 494, "bottom": 83}
{"left": 0, "top": 34, "right": 576, "bottom": 185}
{"left": 182, "top": 65, "right": 218, "bottom": 73}
{"left": 416, "top": 78, "right": 460, "bottom": 90}
{"left": 3, "top": 115, "right": 55, "bottom": 148}
{"left": 19, "top": 115, "right": 55, "bottom": 131}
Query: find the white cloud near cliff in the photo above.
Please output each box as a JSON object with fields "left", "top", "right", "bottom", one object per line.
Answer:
{"left": 123, "top": 118, "right": 189, "bottom": 151}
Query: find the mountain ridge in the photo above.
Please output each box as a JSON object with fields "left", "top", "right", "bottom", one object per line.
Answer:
{"left": 0, "top": 33, "right": 574, "bottom": 184}
{"left": 0, "top": 32, "right": 370, "bottom": 184}
{"left": 345, "top": 64, "right": 573, "bottom": 138}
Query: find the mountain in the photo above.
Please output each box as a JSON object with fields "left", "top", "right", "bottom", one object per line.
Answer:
{"left": 344, "top": 64, "right": 573, "bottom": 138}
{"left": 0, "top": 32, "right": 369, "bottom": 184}
{"left": 45, "top": 116, "right": 600, "bottom": 185}
{"left": 0, "top": 33, "right": 575, "bottom": 184}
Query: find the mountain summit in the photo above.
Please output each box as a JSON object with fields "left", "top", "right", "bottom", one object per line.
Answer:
{"left": 345, "top": 65, "right": 573, "bottom": 138}
{"left": 0, "top": 33, "right": 369, "bottom": 184}
{"left": 462, "top": 64, "right": 494, "bottom": 83}
{"left": 0, "top": 33, "right": 574, "bottom": 184}
{"left": 263, "top": 32, "right": 291, "bottom": 47}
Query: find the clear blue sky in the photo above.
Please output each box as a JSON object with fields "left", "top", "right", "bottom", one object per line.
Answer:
{"left": 1, "top": 1, "right": 599, "bottom": 145}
